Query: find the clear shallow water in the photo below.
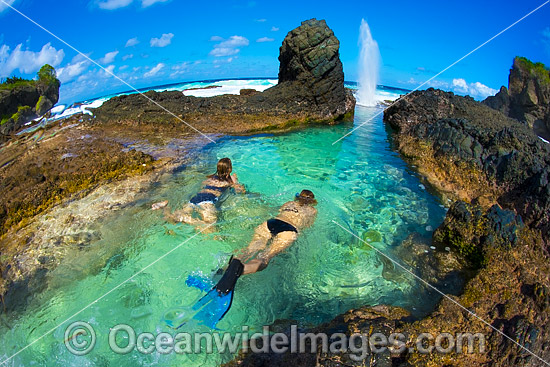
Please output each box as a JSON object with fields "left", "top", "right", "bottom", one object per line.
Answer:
{"left": 0, "top": 106, "right": 446, "bottom": 366}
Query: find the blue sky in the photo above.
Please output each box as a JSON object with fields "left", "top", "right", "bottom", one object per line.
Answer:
{"left": 1, "top": 0, "right": 549, "bottom": 104}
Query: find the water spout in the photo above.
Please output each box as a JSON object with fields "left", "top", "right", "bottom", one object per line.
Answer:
{"left": 357, "top": 19, "right": 380, "bottom": 107}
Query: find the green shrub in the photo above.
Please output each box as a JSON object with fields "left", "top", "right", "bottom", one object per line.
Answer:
{"left": 37, "top": 64, "right": 59, "bottom": 86}
{"left": 515, "top": 56, "right": 550, "bottom": 85}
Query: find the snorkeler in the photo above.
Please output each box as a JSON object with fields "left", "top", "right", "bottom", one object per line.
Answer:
{"left": 173, "top": 190, "right": 317, "bottom": 329}
{"left": 236, "top": 189, "right": 318, "bottom": 274}
{"left": 152, "top": 157, "right": 245, "bottom": 226}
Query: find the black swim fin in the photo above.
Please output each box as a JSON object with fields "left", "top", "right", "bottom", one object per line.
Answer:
{"left": 214, "top": 257, "right": 244, "bottom": 295}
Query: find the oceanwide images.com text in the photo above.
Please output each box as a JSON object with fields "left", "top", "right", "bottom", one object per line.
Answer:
{"left": 65, "top": 322, "right": 486, "bottom": 360}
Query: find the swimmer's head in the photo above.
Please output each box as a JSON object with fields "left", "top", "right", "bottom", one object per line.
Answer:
{"left": 295, "top": 190, "right": 317, "bottom": 206}
{"left": 216, "top": 158, "right": 233, "bottom": 182}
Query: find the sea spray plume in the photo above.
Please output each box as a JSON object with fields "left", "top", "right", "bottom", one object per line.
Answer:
{"left": 357, "top": 19, "right": 380, "bottom": 107}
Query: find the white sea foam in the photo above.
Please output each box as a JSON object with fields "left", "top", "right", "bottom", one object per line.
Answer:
{"left": 539, "top": 136, "right": 550, "bottom": 144}
{"left": 48, "top": 79, "right": 279, "bottom": 122}
{"left": 50, "top": 97, "right": 110, "bottom": 121}
{"left": 181, "top": 79, "right": 278, "bottom": 97}
{"left": 351, "top": 88, "right": 403, "bottom": 107}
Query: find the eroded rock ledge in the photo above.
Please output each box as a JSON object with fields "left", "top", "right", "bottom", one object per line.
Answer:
{"left": 93, "top": 19, "right": 355, "bottom": 133}
{"left": 384, "top": 89, "right": 550, "bottom": 242}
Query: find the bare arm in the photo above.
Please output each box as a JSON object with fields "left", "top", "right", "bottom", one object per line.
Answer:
{"left": 231, "top": 173, "right": 246, "bottom": 193}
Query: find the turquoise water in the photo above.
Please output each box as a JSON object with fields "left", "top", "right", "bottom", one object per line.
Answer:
{"left": 0, "top": 106, "right": 446, "bottom": 366}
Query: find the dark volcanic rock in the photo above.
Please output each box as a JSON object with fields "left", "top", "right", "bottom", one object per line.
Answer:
{"left": 484, "top": 57, "right": 550, "bottom": 140}
{"left": 229, "top": 66, "right": 550, "bottom": 367}
{"left": 384, "top": 88, "right": 550, "bottom": 243}
{"left": 94, "top": 19, "right": 355, "bottom": 133}
{"left": 376, "top": 87, "right": 550, "bottom": 366}
{"left": 277, "top": 19, "right": 350, "bottom": 118}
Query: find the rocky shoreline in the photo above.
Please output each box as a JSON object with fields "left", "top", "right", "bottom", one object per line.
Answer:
{"left": 0, "top": 16, "right": 549, "bottom": 367}
{"left": 0, "top": 19, "right": 355, "bottom": 316}
{"left": 228, "top": 83, "right": 550, "bottom": 365}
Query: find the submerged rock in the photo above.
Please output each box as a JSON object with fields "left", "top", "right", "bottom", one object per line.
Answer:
{"left": 94, "top": 19, "right": 355, "bottom": 133}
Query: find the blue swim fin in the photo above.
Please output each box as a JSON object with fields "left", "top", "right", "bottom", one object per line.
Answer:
{"left": 191, "top": 289, "right": 234, "bottom": 329}
{"left": 169, "top": 258, "right": 244, "bottom": 330}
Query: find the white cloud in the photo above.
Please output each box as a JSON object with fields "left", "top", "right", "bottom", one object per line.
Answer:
{"left": 122, "top": 54, "right": 133, "bottom": 60}
{"left": 150, "top": 33, "right": 174, "bottom": 47}
{"left": 119, "top": 65, "right": 129, "bottom": 70}
{"left": 209, "top": 35, "right": 249, "bottom": 57}
{"left": 210, "top": 36, "right": 224, "bottom": 42}
{"left": 125, "top": 37, "right": 139, "bottom": 47}
{"left": 256, "top": 37, "right": 274, "bottom": 43}
{"left": 103, "top": 64, "right": 116, "bottom": 76}
{"left": 271, "top": 26, "right": 279, "bottom": 32}
{"left": 0, "top": 43, "right": 65, "bottom": 78}
{"left": 469, "top": 81, "right": 498, "bottom": 98}
{"left": 452, "top": 78, "right": 497, "bottom": 98}
{"left": 452, "top": 78, "right": 468, "bottom": 93}
{"left": 209, "top": 47, "right": 240, "bottom": 57}
{"left": 0, "top": 0, "right": 15, "bottom": 13}
{"left": 97, "top": 0, "right": 133, "bottom": 10}
{"left": 255, "top": 18, "right": 267, "bottom": 22}
{"left": 144, "top": 62, "right": 164, "bottom": 77}
{"left": 218, "top": 36, "right": 249, "bottom": 48}
{"left": 56, "top": 54, "right": 90, "bottom": 83}
{"left": 141, "top": 0, "right": 169, "bottom": 7}
{"left": 98, "top": 50, "right": 119, "bottom": 64}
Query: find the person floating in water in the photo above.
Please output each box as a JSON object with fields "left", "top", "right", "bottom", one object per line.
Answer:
{"left": 175, "top": 190, "right": 318, "bottom": 329}
{"left": 236, "top": 189, "right": 318, "bottom": 274}
{"left": 152, "top": 158, "right": 245, "bottom": 228}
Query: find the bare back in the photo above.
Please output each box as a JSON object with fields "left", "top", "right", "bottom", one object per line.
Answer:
{"left": 276, "top": 201, "right": 317, "bottom": 231}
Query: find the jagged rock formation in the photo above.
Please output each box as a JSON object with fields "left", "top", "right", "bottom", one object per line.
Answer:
{"left": 484, "top": 57, "right": 550, "bottom": 139}
{"left": 0, "top": 65, "right": 60, "bottom": 140}
{"left": 384, "top": 88, "right": 550, "bottom": 242}
{"left": 94, "top": 19, "right": 355, "bottom": 132}
{"left": 276, "top": 18, "right": 352, "bottom": 119}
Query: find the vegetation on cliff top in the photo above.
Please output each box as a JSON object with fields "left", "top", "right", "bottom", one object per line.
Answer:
{"left": 515, "top": 56, "right": 550, "bottom": 85}
{"left": 0, "top": 64, "right": 60, "bottom": 90}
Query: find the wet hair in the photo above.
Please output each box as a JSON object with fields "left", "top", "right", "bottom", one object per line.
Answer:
{"left": 295, "top": 189, "right": 317, "bottom": 206}
{"left": 210, "top": 158, "right": 233, "bottom": 183}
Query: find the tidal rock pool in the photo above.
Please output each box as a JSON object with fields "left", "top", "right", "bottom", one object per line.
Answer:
{"left": 0, "top": 106, "right": 449, "bottom": 366}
